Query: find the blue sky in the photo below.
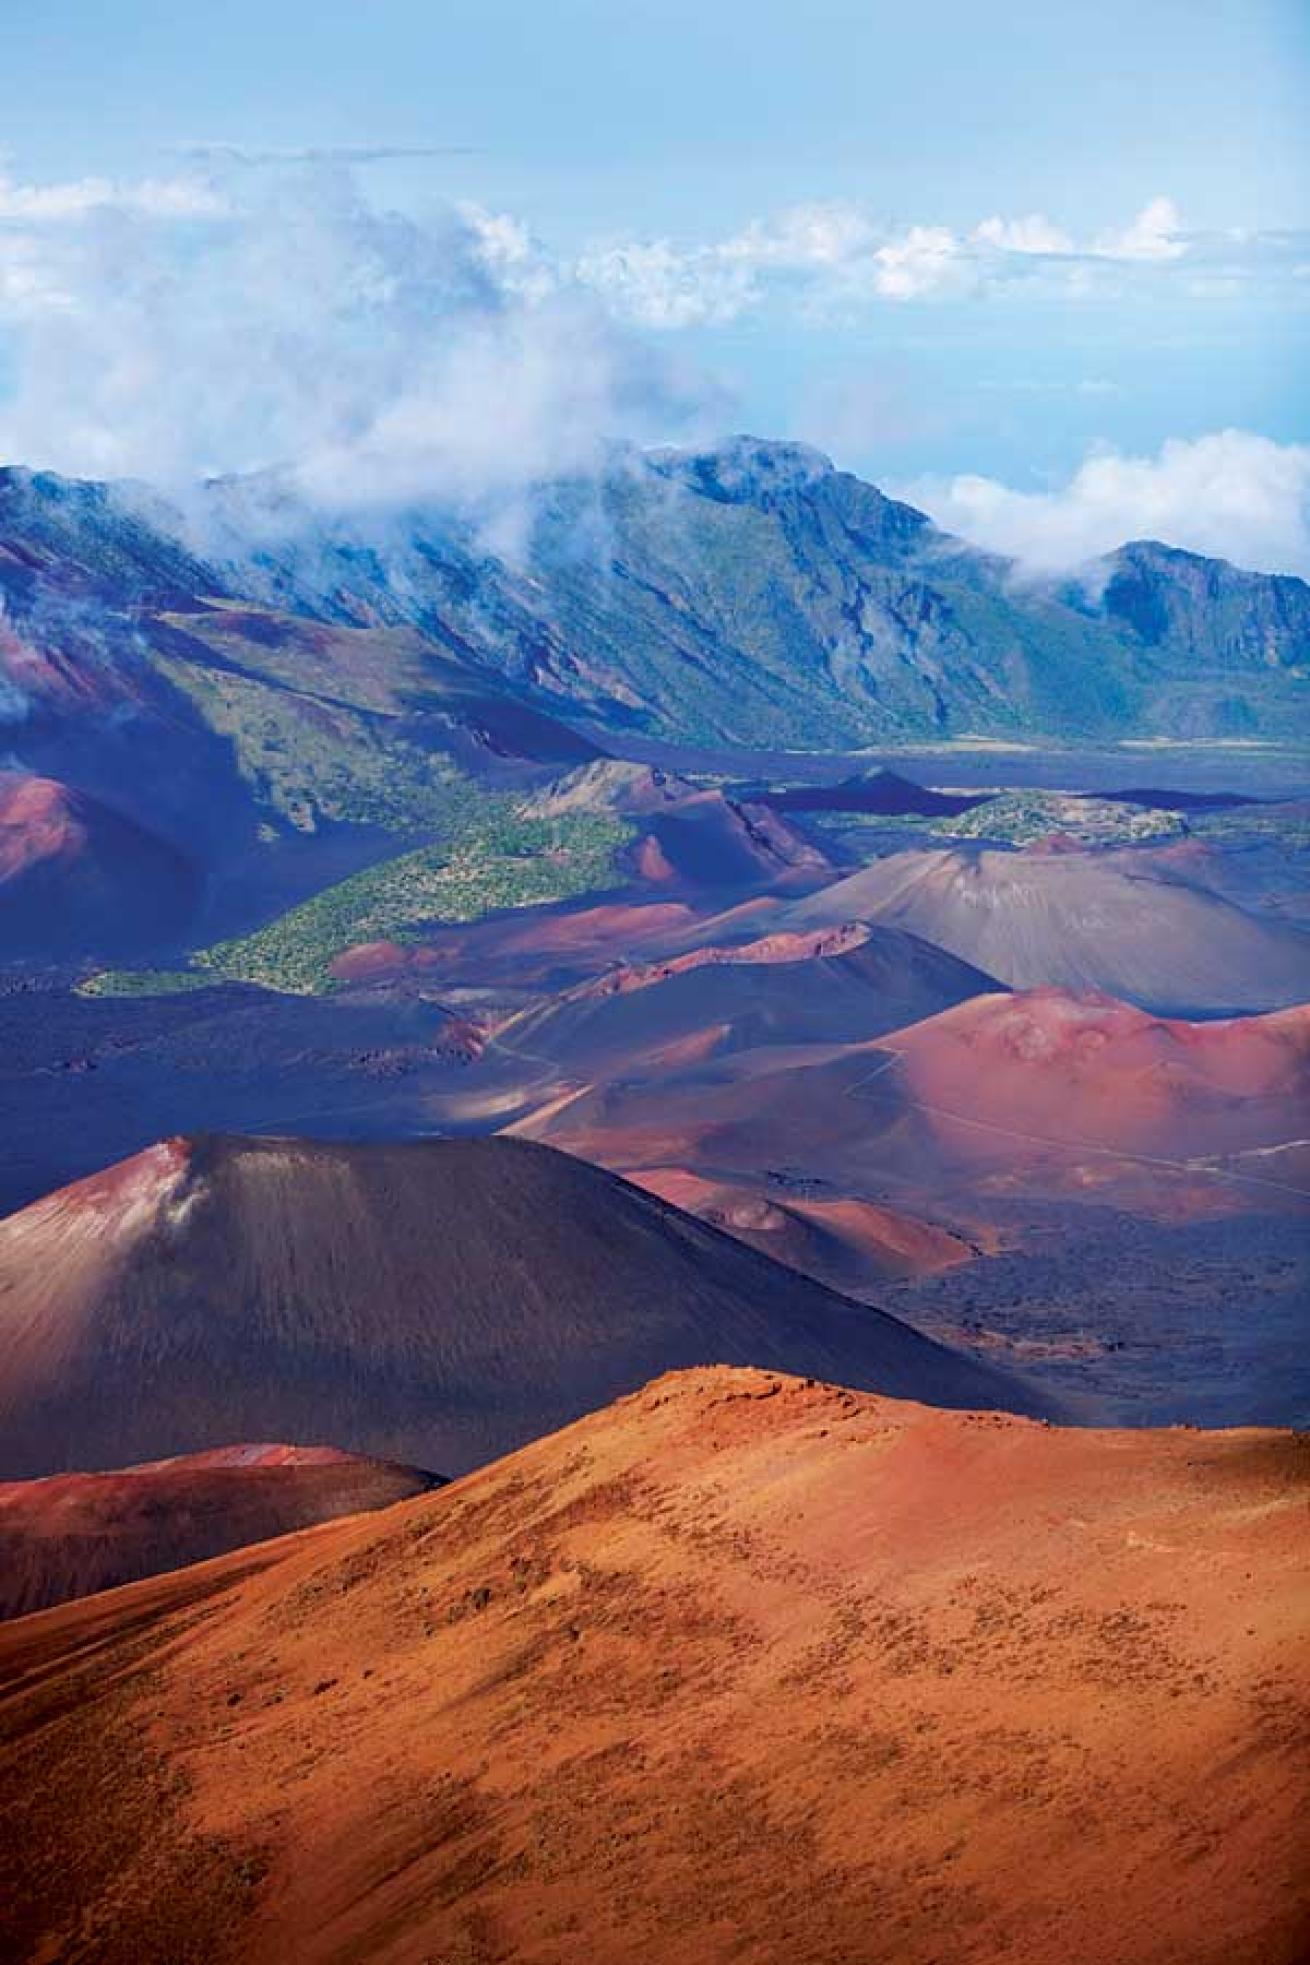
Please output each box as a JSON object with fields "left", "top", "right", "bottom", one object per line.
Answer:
{"left": 7, "top": 1, "right": 1306, "bottom": 231}
{"left": 1, "top": 0, "right": 1307, "bottom": 567}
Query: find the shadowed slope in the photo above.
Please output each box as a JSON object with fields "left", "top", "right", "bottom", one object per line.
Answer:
{"left": 757, "top": 766, "right": 986, "bottom": 817}
{"left": 0, "top": 771, "right": 199, "bottom": 959}
{"left": 1, "top": 1366, "right": 1304, "bottom": 1965}
{"left": 492, "top": 920, "right": 999, "bottom": 1078}
{"left": 0, "top": 1134, "right": 1045, "bottom": 1481}
{"left": 0, "top": 1445, "right": 442, "bottom": 1619}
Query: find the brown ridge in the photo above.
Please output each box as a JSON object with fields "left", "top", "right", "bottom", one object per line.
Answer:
{"left": 1, "top": 1365, "right": 1305, "bottom": 1964}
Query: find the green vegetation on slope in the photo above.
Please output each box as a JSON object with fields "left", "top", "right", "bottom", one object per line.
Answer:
{"left": 934, "top": 791, "right": 1186, "bottom": 846}
{"left": 1191, "top": 803, "right": 1310, "bottom": 849}
{"left": 804, "top": 788, "right": 1188, "bottom": 854}
{"left": 80, "top": 968, "right": 221, "bottom": 999}
{"left": 155, "top": 655, "right": 469, "bottom": 832}
{"left": 83, "top": 803, "right": 632, "bottom": 999}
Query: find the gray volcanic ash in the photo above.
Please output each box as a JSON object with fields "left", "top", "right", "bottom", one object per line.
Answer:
{"left": 0, "top": 1132, "right": 1047, "bottom": 1480}
{"left": 788, "top": 841, "right": 1310, "bottom": 1013}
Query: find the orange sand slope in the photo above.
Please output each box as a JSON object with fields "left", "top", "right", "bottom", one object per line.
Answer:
{"left": 0, "top": 1444, "right": 441, "bottom": 1620}
{"left": 0, "top": 771, "right": 88, "bottom": 879}
{"left": 3, "top": 1366, "right": 1306, "bottom": 1965}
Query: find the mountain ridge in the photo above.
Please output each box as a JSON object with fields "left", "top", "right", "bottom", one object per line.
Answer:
{"left": 3, "top": 1364, "right": 1304, "bottom": 1965}
{"left": 3, "top": 439, "right": 1306, "bottom": 771}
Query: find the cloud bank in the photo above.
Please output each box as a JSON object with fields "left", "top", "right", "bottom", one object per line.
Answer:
{"left": 899, "top": 432, "right": 1310, "bottom": 578}
{"left": 573, "top": 195, "right": 1305, "bottom": 323}
{"left": 0, "top": 165, "right": 714, "bottom": 510}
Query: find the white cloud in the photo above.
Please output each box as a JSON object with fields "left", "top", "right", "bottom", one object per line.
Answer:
{"left": 0, "top": 167, "right": 713, "bottom": 509}
{"left": 573, "top": 239, "right": 756, "bottom": 328}
{"left": 0, "top": 171, "right": 223, "bottom": 222}
{"left": 575, "top": 203, "right": 896, "bottom": 323}
{"left": 0, "top": 233, "right": 63, "bottom": 314}
{"left": 872, "top": 225, "right": 963, "bottom": 299}
{"left": 175, "top": 144, "right": 472, "bottom": 167}
{"left": 1094, "top": 196, "right": 1185, "bottom": 263}
{"left": 0, "top": 175, "right": 1283, "bottom": 447}
{"left": 571, "top": 195, "right": 1213, "bottom": 324}
{"left": 898, "top": 431, "right": 1310, "bottom": 577}
{"left": 571, "top": 194, "right": 1310, "bottom": 329}
{"left": 456, "top": 203, "right": 557, "bottom": 303}
{"left": 0, "top": 163, "right": 1302, "bottom": 576}
{"left": 972, "top": 212, "right": 1075, "bottom": 256}
{"left": 720, "top": 202, "right": 881, "bottom": 271}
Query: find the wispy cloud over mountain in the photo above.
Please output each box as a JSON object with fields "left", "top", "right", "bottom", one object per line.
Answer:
{"left": 899, "top": 431, "right": 1310, "bottom": 577}
{"left": 0, "top": 164, "right": 715, "bottom": 505}
{"left": 0, "top": 163, "right": 1305, "bottom": 575}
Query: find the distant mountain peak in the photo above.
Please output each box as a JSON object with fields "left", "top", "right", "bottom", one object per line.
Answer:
{"left": 647, "top": 434, "right": 837, "bottom": 504}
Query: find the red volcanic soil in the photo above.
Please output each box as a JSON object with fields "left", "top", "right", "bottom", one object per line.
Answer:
{"left": 326, "top": 937, "right": 425, "bottom": 982}
{"left": 632, "top": 1165, "right": 974, "bottom": 1293}
{"left": 579, "top": 921, "right": 875, "bottom": 995}
{"left": 0, "top": 1133, "right": 1045, "bottom": 1483}
{"left": 0, "top": 615, "right": 136, "bottom": 715}
{"left": 0, "top": 772, "right": 85, "bottom": 879}
{"left": 0, "top": 1444, "right": 441, "bottom": 1620}
{"left": 327, "top": 900, "right": 699, "bottom": 989}
{"left": 493, "top": 921, "right": 999, "bottom": 1079}
{"left": 514, "top": 985, "right": 1310, "bottom": 1282}
{"left": 1022, "top": 829, "right": 1085, "bottom": 854}
{"left": 0, "top": 770, "right": 198, "bottom": 958}
{"left": 2, "top": 1367, "right": 1305, "bottom": 1965}
{"left": 788, "top": 1191, "right": 975, "bottom": 1273}
{"left": 885, "top": 987, "right": 1310, "bottom": 1165}
{"left": 522, "top": 987, "right": 1310, "bottom": 1182}
{"left": 635, "top": 831, "right": 677, "bottom": 881}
